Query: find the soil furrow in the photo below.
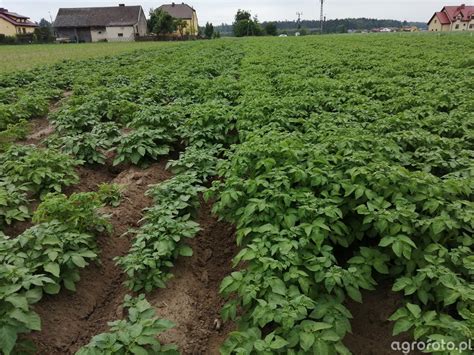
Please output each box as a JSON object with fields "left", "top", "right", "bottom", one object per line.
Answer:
{"left": 150, "top": 199, "right": 237, "bottom": 355}
{"left": 27, "top": 161, "right": 172, "bottom": 354}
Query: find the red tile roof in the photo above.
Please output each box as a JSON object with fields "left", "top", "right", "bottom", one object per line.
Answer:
{"left": 435, "top": 11, "right": 451, "bottom": 24}
{"left": 429, "top": 4, "right": 474, "bottom": 25}
{"left": 443, "top": 5, "right": 474, "bottom": 21}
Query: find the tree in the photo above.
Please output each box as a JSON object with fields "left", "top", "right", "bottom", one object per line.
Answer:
{"left": 264, "top": 22, "right": 277, "bottom": 36}
{"left": 34, "top": 18, "right": 54, "bottom": 43}
{"left": 39, "top": 18, "right": 52, "bottom": 28}
{"left": 232, "top": 10, "right": 263, "bottom": 37}
{"left": 235, "top": 9, "right": 251, "bottom": 22}
{"left": 204, "top": 22, "right": 214, "bottom": 39}
{"left": 175, "top": 19, "right": 188, "bottom": 37}
{"left": 148, "top": 9, "right": 177, "bottom": 35}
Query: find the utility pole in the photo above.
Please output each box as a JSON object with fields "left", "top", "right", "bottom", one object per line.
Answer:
{"left": 320, "top": 0, "right": 325, "bottom": 34}
{"left": 296, "top": 12, "right": 303, "bottom": 29}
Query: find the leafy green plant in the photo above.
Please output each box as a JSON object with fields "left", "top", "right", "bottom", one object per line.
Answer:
{"left": 1, "top": 222, "right": 98, "bottom": 294}
{"left": 113, "top": 128, "right": 173, "bottom": 166}
{"left": 76, "top": 294, "right": 178, "bottom": 355}
{"left": 166, "top": 144, "right": 222, "bottom": 181}
{"left": 0, "top": 119, "right": 29, "bottom": 151}
{"left": 47, "top": 132, "right": 110, "bottom": 165}
{"left": 117, "top": 173, "right": 204, "bottom": 292}
{"left": 33, "top": 192, "right": 111, "bottom": 233}
{"left": 0, "top": 145, "right": 80, "bottom": 195}
{"left": 98, "top": 183, "right": 124, "bottom": 207}
{"left": 0, "top": 180, "right": 29, "bottom": 227}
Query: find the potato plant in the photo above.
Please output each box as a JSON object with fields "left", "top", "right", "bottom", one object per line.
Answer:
{"left": 0, "top": 192, "right": 109, "bottom": 354}
{"left": 76, "top": 295, "right": 178, "bottom": 355}
{"left": 0, "top": 145, "right": 80, "bottom": 196}
{"left": 116, "top": 172, "right": 203, "bottom": 292}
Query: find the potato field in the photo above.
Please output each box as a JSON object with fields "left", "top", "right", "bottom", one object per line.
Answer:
{"left": 0, "top": 34, "right": 473, "bottom": 355}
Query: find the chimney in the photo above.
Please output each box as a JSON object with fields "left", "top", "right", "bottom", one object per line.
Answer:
{"left": 119, "top": 4, "right": 125, "bottom": 6}
{"left": 172, "top": 2, "right": 175, "bottom": 7}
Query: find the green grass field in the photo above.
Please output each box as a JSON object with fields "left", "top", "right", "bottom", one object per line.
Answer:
{"left": 0, "top": 41, "right": 176, "bottom": 73}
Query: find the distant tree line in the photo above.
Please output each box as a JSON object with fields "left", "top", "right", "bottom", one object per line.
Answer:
{"left": 215, "top": 15, "right": 427, "bottom": 36}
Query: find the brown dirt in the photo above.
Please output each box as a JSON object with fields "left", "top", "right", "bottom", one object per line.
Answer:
{"left": 149, "top": 199, "right": 237, "bottom": 355}
{"left": 21, "top": 90, "right": 72, "bottom": 146}
{"left": 344, "top": 281, "right": 421, "bottom": 355}
{"left": 27, "top": 161, "right": 172, "bottom": 354}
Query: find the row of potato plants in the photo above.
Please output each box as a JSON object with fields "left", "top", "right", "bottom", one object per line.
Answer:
{"left": 0, "top": 144, "right": 81, "bottom": 228}
{"left": 209, "top": 35, "right": 473, "bottom": 354}
{"left": 0, "top": 191, "right": 110, "bottom": 354}
{"left": 45, "top": 43, "right": 243, "bottom": 352}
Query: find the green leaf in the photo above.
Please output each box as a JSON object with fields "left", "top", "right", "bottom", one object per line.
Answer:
{"left": 269, "top": 336, "right": 288, "bottom": 350}
{"left": 44, "top": 262, "right": 60, "bottom": 277}
{"left": 0, "top": 326, "right": 17, "bottom": 355}
{"left": 179, "top": 246, "right": 193, "bottom": 257}
{"left": 392, "top": 319, "right": 413, "bottom": 336}
{"left": 406, "top": 303, "right": 421, "bottom": 318}
{"left": 43, "top": 282, "right": 61, "bottom": 295}
{"left": 346, "top": 286, "right": 362, "bottom": 303}
{"left": 269, "top": 278, "right": 286, "bottom": 296}
{"left": 300, "top": 332, "right": 314, "bottom": 351}
{"left": 71, "top": 255, "right": 87, "bottom": 268}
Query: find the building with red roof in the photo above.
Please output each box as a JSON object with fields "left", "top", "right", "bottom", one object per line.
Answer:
{"left": 0, "top": 8, "right": 38, "bottom": 36}
{"left": 428, "top": 4, "right": 474, "bottom": 32}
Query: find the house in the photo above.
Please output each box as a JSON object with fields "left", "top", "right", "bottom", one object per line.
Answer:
{"left": 158, "top": 3, "right": 199, "bottom": 36}
{"left": 428, "top": 4, "right": 474, "bottom": 32}
{"left": 0, "top": 8, "right": 38, "bottom": 36}
{"left": 401, "top": 26, "right": 419, "bottom": 32}
{"left": 54, "top": 4, "right": 147, "bottom": 42}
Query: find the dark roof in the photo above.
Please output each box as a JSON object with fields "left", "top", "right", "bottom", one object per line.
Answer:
{"left": 158, "top": 3, "right": 196, "bottom": 19}
{"left": 0, "top": 8, "right": 38, "bottom": 27}
{"left": 54, "top": 5, "right": 142, "bottom": 28}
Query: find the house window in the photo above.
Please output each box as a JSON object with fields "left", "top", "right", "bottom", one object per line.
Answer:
{"left": 455, "top": 24, "right": 460, "bottom": 29}
{"left": 434, "top": 20, "right": 437, "bottom": 23}
{"left": 118, "top": 33, "right": 123, "bottom": 37}
{"left": 22, "top": 28, "right": 26, "bottom": 34}
{"left": 470, "top": 24, "right": 474, "bottom": 29}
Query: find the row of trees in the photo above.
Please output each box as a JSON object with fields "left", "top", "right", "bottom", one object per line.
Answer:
{"left": 220, "top": 13, "right": 428, "bottom": 36}
{"left": 232, "top": 10, "right": 278, "bottom": 37}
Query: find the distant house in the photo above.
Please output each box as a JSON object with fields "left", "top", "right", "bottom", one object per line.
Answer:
{"left": 0, "top": 8, "right": 38, "bottom": 36}
{"left": 428, "top": 4, "right": 474, "bottom": 32}
{"left": 54, "top": 4, "right": 147, "bottom": 42}
{"left": 158, "top": 3, "right": 199, "bottom": 36}
{"left": 401, "top": 26, "right": 419, "bottom": 32}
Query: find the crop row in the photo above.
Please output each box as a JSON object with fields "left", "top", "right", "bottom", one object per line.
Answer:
{"left": 209, "top": 36, "right": 473, "bottom": 354}
{"left": 1, "top": 35, "right": 472, "bottom": 354}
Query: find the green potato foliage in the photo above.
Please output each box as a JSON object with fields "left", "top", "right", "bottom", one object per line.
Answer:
{"left": 76, "top": 295, "right": 178, "bottom": 355}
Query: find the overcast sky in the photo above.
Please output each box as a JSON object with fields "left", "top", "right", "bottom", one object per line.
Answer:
{"left": 1, "top": 0, "right": 448, "bottom": 24}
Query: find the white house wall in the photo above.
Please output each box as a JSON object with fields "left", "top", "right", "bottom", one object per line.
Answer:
{"left": 91, "top": 28, "right": 108, "bottom": 42}
{"left": 105, "top": 26, "right": 135, "bottom": 41}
